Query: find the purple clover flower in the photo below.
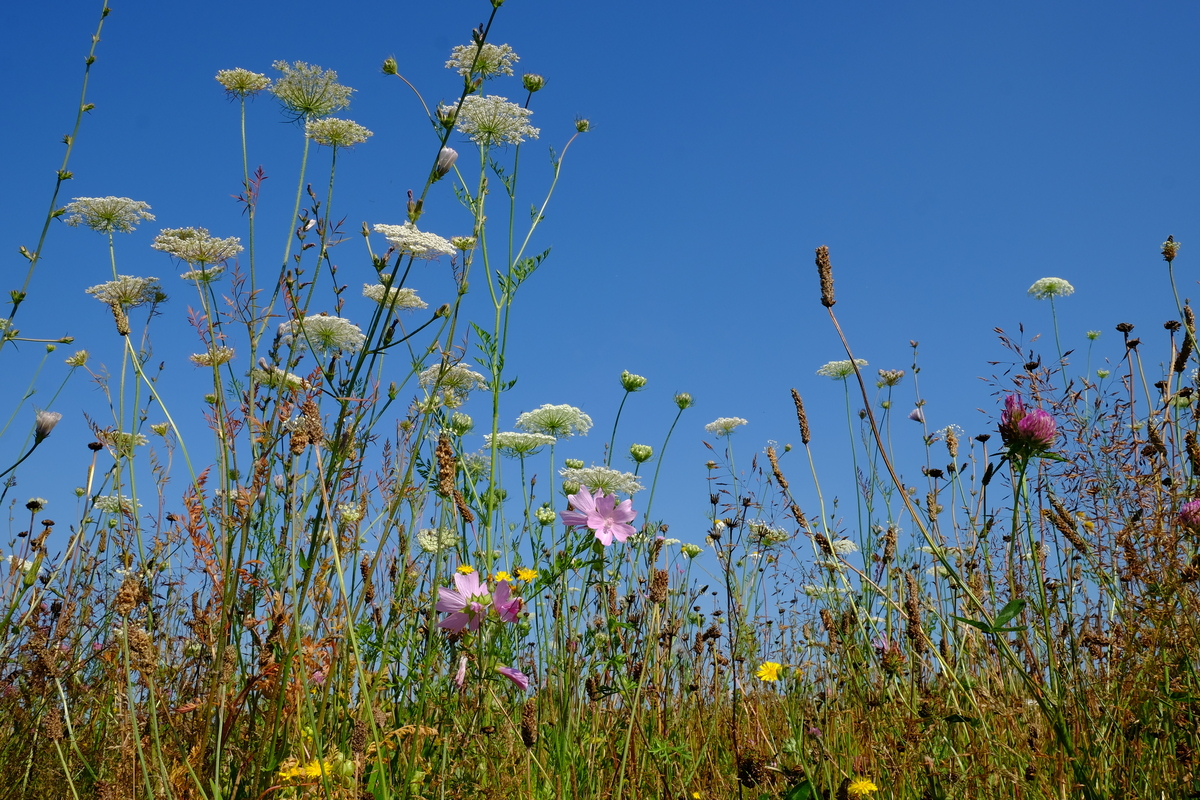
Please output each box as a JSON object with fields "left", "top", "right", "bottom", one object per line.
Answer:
{"left": 998, "top": 395, "right": 1057, "bottom": 457}
{"left": 1179, "top": 500, "right": 1200, "bottom": 531}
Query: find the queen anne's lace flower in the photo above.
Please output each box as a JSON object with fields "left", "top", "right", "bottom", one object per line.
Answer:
{"left": 705, "top": 417, "right": 748, "bottom": 437}
{"left": 456, "top": 95, "right": 539, "bottom": 146}
{"left": 86, "top": 276, "right": 165, "bottom": 307}
{"left": 559, "top": 465, "right": 643, "bottom": 495}
{"left": 94, "top": 494, "right": 141, "bottom": 514}
{"left": 1028, "top": 277, "right": 1075, "bottom": 299}
{"left": 417, "top": 527, "right": 459, "bottom": 554}
{"left": 816, "top": 359, "right": 868, "bottom": 379}
{"left": 64, "top": 350, "right": 89, "bottom": 367}
{"left": 101, "top": 431, "right": 148, "bottom": 457}
{"left": 516, "top": 404, "right": 593, "bottom": 438}
{"left": 216, "top": 68, "right": 270, "bottom": 98}
{"left": 152, "top": 227, "right": 242, "bottom": 267}
{"left": 362, "top": 283, "right": 427, "bottom": 309}
{"left": 305, "top": 118, "right": 372, "bottom": 148}
{"left": 484, "top": 431, "right": 556, "bottom": 457}
{"left": 63, "top": 197, "right": 154, "bottom": 234}
{"left": 419, "top": 363, "right": 488, "bottom": 396}
{"left": 250, "top": 364, "right": 308, "bottom": 392}
{"left": 270, "top": 60, "right": 353, "bottom": 120}
{"left": 189, "top": 347, "right": 235, "bottom": 367}
{"left": 279, "top": 314, "right": 365, "bottom": 354}
{"left": 748, "top": 520, "right": 790, "bottom": 546}
{"left": 373, "top": 222, "right": 455, "bottom": 260}
{"left": 445, "top": 42, "right": 519, "bottom": 78}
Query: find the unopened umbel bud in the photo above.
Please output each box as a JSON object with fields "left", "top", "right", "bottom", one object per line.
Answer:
{"left": 629, "top": 444, "right": 653, "bottom": 464}
{"left": 381, "top": 57, "right": 398, "bottom": 76}
{"left": 522, "top": 73, "right": 545, "bottom": 92}
{"left": 620, "top": 370, "right": 647, "bottom": 392}
{"left": 574, "top": 117, "right": 591, "bottom": 133}
{"left": 674, "top": 392, "right": 693, "bottom": 410}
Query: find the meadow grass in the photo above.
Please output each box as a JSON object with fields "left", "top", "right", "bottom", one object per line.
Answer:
{"left": 2, "top": 4, "right": 1199, "bottom": 799}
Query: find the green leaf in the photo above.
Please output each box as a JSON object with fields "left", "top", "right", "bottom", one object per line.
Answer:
{"left": 953, "top": 616, "right": 995, "bottom": 634}
{"left": 943, "top": 714, "right": 979, "bottom": 726}
{"left": 994, "top": 598, "right": 1027, "bottom": 627}
{"left": 782, "top": 779, "right": 814, "bottom": 800}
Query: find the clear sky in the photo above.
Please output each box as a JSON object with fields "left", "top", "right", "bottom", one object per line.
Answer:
{"left": 4, "top": 0, "right": 1200, "bottom": 546}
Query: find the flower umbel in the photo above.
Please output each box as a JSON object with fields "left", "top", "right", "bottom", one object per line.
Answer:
{"left": 559, "top": 465, "right": 643, "bottom": 495}
{"left": 216, "top": 68, "right": 270, "bottom": 98}
{"left": 305, "top": 117, "right": 372, "bottom": 148}
{"left": 63, "top": 197, "right": 154, "bottom": 234}
{"left": 456, "top": 95, "right": 539, "bottom": 146}
{"left": 1028, "top": 277, "right": 1075, "bottom": 300}
{"left": 279, "top": 314, "right": 365, "bottom": 354}
{"left": 373, "top": 222, "right": 456, "bottom": 260}
{"left": 445, "top": 42, "right": 519, "bottom": 79}
{"left": 153, "top": 227, "right": 242, "bottom": 268}
{"left": 86, "top": 276, "right": 165, "bottom": 308}
{"left": 705, "top": 417, "right": 748, "bottom": 437}
{"left": 816, "top": 359, "right": 868, "bottom": 379}
{"left": 516, "top": 404, "right": 593, "bottom": 438}
{"left": 270, "top": 60, "right": 353, "bottom": 120}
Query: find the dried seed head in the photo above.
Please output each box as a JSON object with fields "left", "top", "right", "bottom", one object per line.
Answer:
{"left": 819, "top": 608, "right": 841, "bottom": 649}
{"left": 904, "top": 571, "right": 927, "bottom": 655}
{"left": 648, "top": 569, "right": 669, "bottom": 604}
{"left": 520, "top": 697, "right": 538, "bottom": 747}
{"left": 882, "top": 524, "right": 898, "bottom": 565}
{"left": 815, "top": 245, "right": 835, "bottom": 307}
{"left": 436, "top": 434, "right": 456, "bottom": 496}
{"left": 791, "top": 388, "right": 812, "bottom": 445}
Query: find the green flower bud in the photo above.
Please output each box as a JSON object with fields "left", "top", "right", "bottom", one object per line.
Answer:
{"left": 381, "top": 57, "right": 398, "bottom": 75}
{"left": 522, "top": 73, "right": 546, "bottom": 92}
{"left": 574, "top": 117, "right": 590, "bottom": 133}
{"left": 563, "top": 458, "right": 584, "bottom": 469}
{"left": 535, "top": 505, "right": 556, "bottom": 525}
{"left": 620, "top": 370, "right": 647, "bottom": 392}
{"left": 629, "top": 443, "right": 653, "bottom": 463}
{"left": 449, "top": 412, "right": 474, "bottom": 436}
{"left": 562, "top": 481, "right": 581, "bottom": 497}
{"left": 674, "top": 392, "right": 693, "bottom": 410}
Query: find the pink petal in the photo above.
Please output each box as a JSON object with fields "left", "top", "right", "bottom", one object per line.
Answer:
{"left": 435, "top": 588, "right": 465, "bottom": 613}
{"left": 567, "top": 486, "right": 597, "bottom": 516}
{"left": 496, "top": 666, "right": 530, "bottom": 691}
{"left": 611, "top": 498, "right": 637, "bottom": 524}
{"left": 454, "top": 572, "right": 481, "bottom": 595}
{"left": 438, "top": 612, "right": 471, "bottom": 632}
{"left": 560, "top": 509, "right": 589, "bottom": 527}
{"left": 594, "top": 527, "right": 614, "bottom": 546}
{"left": 610, "top": 521, "right": 635, "bottom": 543}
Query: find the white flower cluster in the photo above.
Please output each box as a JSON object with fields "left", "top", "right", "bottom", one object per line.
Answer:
{"left": 189, "top": 346, "right": 236, "bottom": 367}
{"left": 830, "top": 538, "right": 859, "bottom": 555}
{"left": 279, "top": 314, "right": 365, "bottom": 354}
{"left": 250, "top": 364, "right": 308, "bottom": 392}
{"left": 102, "top": 431, "right": 148, "bottom": 457}
{"left": 4, "top": 554, "right": 40, "bottom": 575}
{"left": 704, "top": 417, "right": 748, "bottom": 437}
{"left": 748, "top": 520, "right": 790, "bottom": 546}
{"left": 373, "top": 222, "right": 455, "bottom": 260}
{"left": 516, "top": 404, "right": 593, "bottom": 438}
{"left": 215, "top": 68, "right": 270, "bottom": 97}
{"left": 816, "top": 359, "right": 868, "bottom": 379}
{"left": 419, "top": 363, "right": 488, "bottom": 399}
{"left": 417, "top": 527, "right": 459, "bottom": 554}
{"left": 455, "top": 95, "right": 539, "bottom": 146}
{"left": 94, "top": 494, "right": 141, "bottom": 514}
{"left": 362, "top": 283, "right": 427, "bottom": 309}
{"left": 1028, "top": 277, "right": 1075, "bottom": 300}
{"left": 680, "top": 543, "right": 704, "bottom": 558}
{"left": 86, "top": 276, "right": 165, "bottom": 307}
{"left": 559, "top": 465, "right": 643, "bottom": 495}
{"left": 336, "top": 502, "right": 364, "bottom": 523}
{"left": 305, "top": 117, "right": 373, "bottom": 148}
{"left": 484, "top": 431, "right": 557, "bottom": 457}
{"left": 152, "top": 227, "right": 242, "bottom": 267}
{"left": 63, "top": 197, "right": 155, "bottom": 234}
{"left": 445, "top": 42, "right": 519, "bottom": 78}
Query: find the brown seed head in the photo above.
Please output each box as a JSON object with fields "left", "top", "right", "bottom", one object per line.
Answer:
{"left": 648, "top": 569, "right": 669, "bottom": 604}
{"left": 791, "top": 389, "right": 812, "bottom": 445}
{"left": 815, "top": 245, "right": 835, "bottom": 307}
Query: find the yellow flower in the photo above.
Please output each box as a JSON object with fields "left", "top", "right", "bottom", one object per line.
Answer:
{"left": 515, "top": 567, "right": 538, "bottom": 582}
{"left": 456, "top": 565, "right": 475, "bottom": 574}
{"left": 692, "top": 793, "right": 702, "bottom": 799}
{"left": 278, "top": 759, "right": 332, "bottom": 782}
{"left": 494, "top": 570, "right": 513, "bottom": 582}
{"left": 755, "top": 661, "right": 783, "bottom": 682}
{"left": 847, "top": 777, "right": 878, "bottom": 797}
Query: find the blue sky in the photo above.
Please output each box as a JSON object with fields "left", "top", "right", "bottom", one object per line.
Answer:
{"left": 4, "top": 0, "right": 1199, "bottom": 548}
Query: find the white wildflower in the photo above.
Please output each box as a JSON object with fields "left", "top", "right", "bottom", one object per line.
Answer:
{"left": 336, "top": 502, "right": 364, "bottom": 523}
{"left": 559, "top": 465, "right": 643, "bottom": 495}
{"left": 63, "top": 197, "right": 154, "bottom": 234}
{"left": 85, "top": 276, "right": 165, "bottom": 307}
{"left": 816, "top": 359, "right": 868, "bottom": 379}
{"left": 189, "top": 346, "right": 236, "bottom": 367}
{"left": 101, "top": 431, "right": 148, "bottom": 457}
{"left": 445, "top": 42, "right": 519, "bottom": 78}
{"left": 216, "top": 68, "right": 270, "bottom": 98}
{"left": 362, "top": 283, "right": 427, "bottom": 309}
{"left": 830, "top": 538, "right": 858, "bottom": 555}
{"left": 748, "top": 520, "right": 790, "bottom": 546}
{"left": 64, "top": 350, "right": 90, "bottom": 367}
{"left": 484, "top": 431, "right": 557, "bottom": 457}
{"left": 705, "top": 417, "right": 748, "bottom": 437}
{"left": 250, "top": 364, "right": 308, "bottom": 392}
{"left": 373, "top": 222, "right": 455, "bottom": 260}
{"left": 418, "top": 364, "right": 488, "bottom": 403}
{"left": 279, "top": 314, "right": 365, "bottom": 354}
{"left": 516, "top": 404, "right": 593, "bottom": 439}
{"left": 94, "top": 494, "right": 141, "bottom": 514}
{"left": 417, "top": 527, "right": 458, "bottom": 554}
{"left": 455, "top": 94, "right": 539, "bottom": 146}
{"left": 305, "top": 117, "right": 373, "bottom": 147}
{"left": 270, "top": 60, "right": 353, "bottom": 120}
{"left": 1027, "top": 277, "right": 1075, "bottom": 300}
{"left": 4, "top": 555, "right": 40, "bottom": 575}
{"left": 152, "top": 227, "right": 242, "bottom": 266}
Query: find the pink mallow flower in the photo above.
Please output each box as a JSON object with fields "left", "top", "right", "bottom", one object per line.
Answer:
{"left": 453, "top": 655, "right": 468, "bottom": 688}
{"left": 998, "top": 395, "right": 1056, "bottom": 455}
{"left": 496, "top": 665, "right": 530, "bottom": 691}
{"left": 436, "top": 571, "right": 492, "bottom": 632}
{"left": 559, "top": 485, "right": 637, "bottom": 546}
{"left": 493, "top": 580, "right": 523, "bottom": 623}
{"left": 1179, "top": 500, "right": 1200, "bottom": 531}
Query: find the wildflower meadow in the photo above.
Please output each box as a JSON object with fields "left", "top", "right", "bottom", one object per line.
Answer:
{"left": 4, "top": 2, "right": 1200, "bottom": 799}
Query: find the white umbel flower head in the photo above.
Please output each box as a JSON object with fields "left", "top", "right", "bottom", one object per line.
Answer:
{"left": 305, "top": 117, "right": 373, "bottom": 148}
{"left": 515, "top": 404, "right": 593, "bottom": 439}
{"left": 279, "top": 314, "right": 365, "bottom": 354}
{"left": 63, "top": 197, "right": 154, "bottom": 234}
{"left": 417, "top": 527, "right": 458, "bottom": 554}
{"left": 373, "top": 222, "right": 455, "bottom": 260}
{"left": 445, "top": 42, "right": 519, "bottom": 78}
{"left": 705, "top": 417, "right": 748, "bottom": 437}
{"left": 1028, "top": 277, "right": 1075, "bottom": 300}
{"left": 189, "top": 347, "right": 236, "bottom": 367}
{"left": 86, "top": 276, "right": 165, "bottom": 307}
{"left": 830, "top": 538, "right": 859, "bottom": 555}
{"left": 153, "top": 227, "right": 242, "bottom": 268}
{"left": 362, "top": 283, "right": 427, "bottom": 310}
{"left": 215, "top": 68, "right": 270, "bottom": 98}
{"left": 419, "top": 363, "right": 488, "bottom": 394}
{"left": 94, "top": 494, "right": 141, "bottom": 514}
{"left": 559, "top": 465, "right": 643, "bottom": 495}
{"left": 816, "top": 359, "right": 868, "bottom": 379}
{"left": 455, "top": 95, "right": 539, "bottom": 146}
{"left": 250, "top": 363, "right": 309, "bottom": 392}
{"left": 270, "top": 60, "right": 353, "bottom": 120}
{"left": 484, "top": 431, "right": 556, "bottom": 457}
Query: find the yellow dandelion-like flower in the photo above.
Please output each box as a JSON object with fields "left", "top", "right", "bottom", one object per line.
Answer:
{"left": 456, "top": 565, "right": 475, "bottom": 574}
{"left": 494, "top": 571, "right": 513, "bottom": 582}
{"left": 755, "top": 661, "right": 783, "bottom": 682}
{"left": 847, "top": 777, "right": 879, "bottom": 797}
{"left": 515, "top": 567, "right": 538, "bottom": 582}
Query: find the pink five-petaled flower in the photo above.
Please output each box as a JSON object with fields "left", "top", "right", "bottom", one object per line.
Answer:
{"left": 1180, "top": 500, "right": 1200, "bottom": 531}
{"left": 559, "top": 485, "right": 637, "bottom": 546}
{"left": 496, "top": 665, "right": 530, "bottom": 691}
{"left": 436, "top": 571, "right": 491, "bottom": 632}
{"left": 998, "top": 395, "right": 1057, "bottom": 457}
{"left": 493, "top": 580, "right": 523, "bottom": 623}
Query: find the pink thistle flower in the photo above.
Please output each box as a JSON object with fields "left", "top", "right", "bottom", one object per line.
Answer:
{"left": 496, "top": 665, "right": 529, "bottom": 691}
{"left": 560, "top": 485, "right": 637, "bottom": 546}
{"left": 1179, "top": 500, "right": 1200, "bottom": 531}
{"left": 436, "top": 571, "right": 492, "bottom": 632}
{"left": 998, "top": 395, "right": 1057, "bottom": 456}
{"left": 453, "top": 655, "right": 468, "bottom": 688}
{"left": 493, "top": 580, "right": 523, "bottom": 623}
